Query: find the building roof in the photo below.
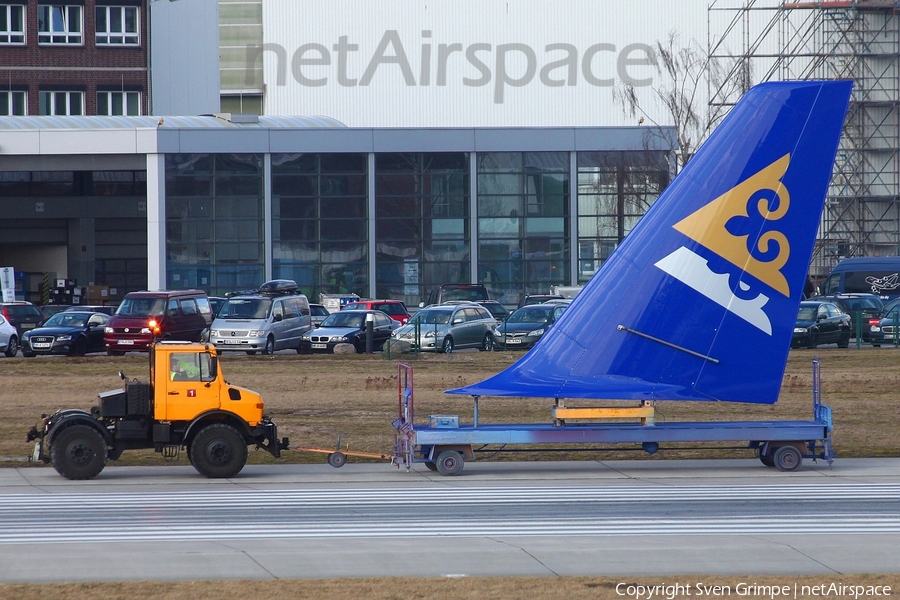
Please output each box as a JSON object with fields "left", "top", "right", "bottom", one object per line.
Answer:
{"left": 0, "top": 114, "right": 347, "bottom": 131}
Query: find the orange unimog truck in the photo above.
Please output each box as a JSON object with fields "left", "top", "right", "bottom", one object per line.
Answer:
{"left": 28, "top": 340, "right": 288, "bottom": 480}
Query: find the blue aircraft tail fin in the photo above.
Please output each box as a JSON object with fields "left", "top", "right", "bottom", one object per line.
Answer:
{"left": 448, "top": 80, "right": 852, "bottom": 403}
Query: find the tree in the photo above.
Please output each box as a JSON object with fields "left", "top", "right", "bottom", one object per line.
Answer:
{"left": 613, "top": 31, "right": 751, "bottom": 174}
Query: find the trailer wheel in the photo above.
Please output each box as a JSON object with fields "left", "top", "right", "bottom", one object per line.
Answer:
{"left": 424, "top": 461, "right": 438, "bottom": 471}
{"left": 435, "top": 450, "right": 464, "bottom": 476}
{"left": 51, "top": 425, "right": 108, "bottom": 480}
{"left": 327, "top": 452, "right": 346, "bottom": 468}
{"left": 759, "top": 451, "right": 775, "bottom": 467}
{"left": 190, "top": 423, "right": 248, "bottom": 479}
{"left": 773, "top": 445, "right": 802, "bottom": 472}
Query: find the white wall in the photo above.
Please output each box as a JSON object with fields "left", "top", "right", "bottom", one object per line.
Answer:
{"left": 261, "top": 0, "right": 708, "bottom": 127}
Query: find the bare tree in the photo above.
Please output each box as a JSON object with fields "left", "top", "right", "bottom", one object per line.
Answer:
{"left": 614, "top": 31, "right": 751, "bottom": 173}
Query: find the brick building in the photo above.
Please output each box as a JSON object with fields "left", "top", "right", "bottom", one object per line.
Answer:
{"left": 0, "top": 0, "right": 148, "bottom": 116}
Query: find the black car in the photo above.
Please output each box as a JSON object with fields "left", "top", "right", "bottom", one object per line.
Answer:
{"left": 811, "top": 293, "right": 883, "bottom": 342}
{"left": 20, "top": 310, "right": 111, "bottom": 356}
{"left": 791, "top": 301, "right": 851, "bottom": 349}
{"left": 299, "top": 309, "right": 396, "bottom": 353}
{"left": 870, "top": 297, "right": 900, "bottom": 346}
{"left": 0, "top": 301, "right": 46, "bottom": 338}
{"left": 492, "top": 303, "right": 568, "bottom": 350}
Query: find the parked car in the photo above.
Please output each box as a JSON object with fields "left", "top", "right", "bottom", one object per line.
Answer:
{"left": 518, "top": 294, "right": 565, "bottom": 307}
{"left": 21, "top": 311, "right": 111, "bottom": 356}
{"left": 210, "top": 280, "right": 311, "bottom": 355}
{"left": 342, "top": 299, "right": 411, "bottom": 325}
{"left": 421, "top": 283, "right": 489, "bottom": 307}
{"left": 791, "top": 301, "right": 851, "bottom": 349}
{"left": 39, "top": 305, "right": 74, "bottom": 320}
{"left": 0, "top": 301, "right": 45, "bottom": 338}
{"left": 812, "top": 293, "right": 883, "bottom": 342}
{"left": 869, "top": 297, "right": 900, "bottom": 346}
{"left": 63, "top": 304, "right": 117, "bottom": 316}
{"left": 392, "top": 303, "right": 496, "bottom": 353}
{"left": 493, "top": 303, "right": 568, "bottom": 350}
{"left": 104, "top": 289, "right": 213, "bottom": 355}
{"left": 299, "top": 309, "right": 397, "bottom": 353}
{"left": 309, "top": 303, "right": 330, "bottom": 328}
{"left": 0, "top": 314, "right": 18, "bottom": 357}
{"left": 477, "top": 300, "right": 510, "bottom": 325}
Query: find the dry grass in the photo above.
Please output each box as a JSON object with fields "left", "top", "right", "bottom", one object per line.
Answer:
{"left": 1, "top": 349, "right": 897, "bottom": 597}
{"left": 0, "top": 574, "right": 898, "bottom": 600}
{"left": 1, "top": 346, "right": 899, "bottom": 465}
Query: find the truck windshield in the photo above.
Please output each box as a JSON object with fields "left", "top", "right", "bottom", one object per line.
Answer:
{"left": 116, "top": 298, "right": 167, "bottom": 317}
{"left": 218, "top": 298, "right": 272, "bottom": 320}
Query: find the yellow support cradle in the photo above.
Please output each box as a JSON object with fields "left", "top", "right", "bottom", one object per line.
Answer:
{"left": 551, "top": 400, "right": 656, "bottom": 426}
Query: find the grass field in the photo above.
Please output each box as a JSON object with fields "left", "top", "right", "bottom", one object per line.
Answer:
{"left": 1, "top": 345, "right": 899, "bottom": 465}
{"left": 0, "top": 347, "right": 897, "bottom": 598}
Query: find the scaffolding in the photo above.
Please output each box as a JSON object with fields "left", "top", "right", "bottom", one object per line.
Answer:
{"left": 709, "top": 0, "right": 900, "bottom": 279}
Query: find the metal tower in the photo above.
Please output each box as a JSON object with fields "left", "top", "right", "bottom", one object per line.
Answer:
{"left": 709, "top": 0, "right": 900, "bottom": 279}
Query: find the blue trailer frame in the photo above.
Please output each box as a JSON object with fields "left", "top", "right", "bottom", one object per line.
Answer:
{"left": 392, "top": 361, "right": 834, "bottom": 476}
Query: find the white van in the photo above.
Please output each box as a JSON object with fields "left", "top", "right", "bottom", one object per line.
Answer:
{"left": 209, "top": 280, "right": 311, "bottom": 354}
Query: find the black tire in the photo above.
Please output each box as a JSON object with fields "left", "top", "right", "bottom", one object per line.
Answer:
{"left": 189, "top": 423, "right": 248, "bottom": 479}
{"left": 424, "top": 461, "right": 438, "bottom": 472}
{"left": 3, "top": 335, "right": 17, "bottom": 357}
{"left": 327, "top": 452, "right": 347, "bottom": 468}
{"left": 107, "top": 349, "right": 126, "bottom": 356}
{"left": 773, "top": 445, "right": 803, "bottom": 472}
{"left": 806, "top": 333, "right": 818, "bottom": 349}
{"left": 440, "top": 337, "right": 454, "bottom": 354}
{"left": 838, "top": 333, "right": 850, "bottom": 349}
{"left": 435, "top": 449, "right": 464, "bottom": 476}
{"left": 70, "top": 337, "right": 87, "bottom": 357}
{"left": 50, "top": 424, "right": 108, "bottom": 480}
{"left": 759, "top": 451, "right": 775, "bottom": 467}
{"left": 262, "top": 336, "right": 275, "bottom": 355}
{"left": 479, "top": 333, "right": 493, "bottom": 352}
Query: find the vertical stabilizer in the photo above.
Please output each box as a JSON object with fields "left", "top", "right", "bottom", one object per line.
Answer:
{"left": 448, "top": 81, "right": 852, "bottom": 403}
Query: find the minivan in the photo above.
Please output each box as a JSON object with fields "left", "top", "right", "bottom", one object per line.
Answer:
{"left": 821, "top": 257, "right": 900, "bottom": 302}
{"left": 209, "top": 280, "right": 311, "bottom": 354}
{"left": 104, "top": 290, "right": 212, "bottom": 355}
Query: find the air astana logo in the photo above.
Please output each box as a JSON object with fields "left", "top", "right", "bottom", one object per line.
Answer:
{"left": 654, "top": 155, "right": 792, "bottom": 335}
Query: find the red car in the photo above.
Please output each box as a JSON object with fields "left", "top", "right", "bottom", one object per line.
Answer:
{"left": 342, "top": 299, "right": 410, "bottom": 325}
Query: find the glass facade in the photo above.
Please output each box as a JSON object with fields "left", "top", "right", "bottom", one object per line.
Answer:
{"left": 576, "top": 151, "right": 670, "bottom": 283}
{"left": 375, "top": 153, "right": 469, "bottom": 306}
{"left": 165, "top": 153, "right": 264, "bottom": 294}
{"left": 159, "top": 147, "right": 671, "bottom": 305}
{"left": 272, "top": 153, "right": 367, "bottom": 300}
{"left": 477, "top": 152, "right": 569, "bottom": 305}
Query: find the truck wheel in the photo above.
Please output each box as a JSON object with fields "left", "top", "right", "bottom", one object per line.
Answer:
{"left": 773, "top": 445, "right": 802, "bottom": 472}
{"left": 190, "top": 423, "right": 248, "bottom": 479}
{"left": 51, "top": 425, "right": 108, "bottom": 480}
{"left": 435, "top": 449, "right": 464, "bottom": 476}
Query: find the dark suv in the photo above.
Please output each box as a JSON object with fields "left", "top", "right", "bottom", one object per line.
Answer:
{"left": 812, "top": 293, "right": 883, "bottom": 342}
{"left": 0, "top": 301, "right": 46, "bottom": 338}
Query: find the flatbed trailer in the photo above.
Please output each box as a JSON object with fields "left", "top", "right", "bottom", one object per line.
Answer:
{"left": 392, "top": 362, "right": 833, "bottom": 476}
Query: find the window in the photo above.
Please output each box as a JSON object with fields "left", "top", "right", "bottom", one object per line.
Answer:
{"left": 95, "top": 5, "right": 138, "bottom": 45}
{"left": 38, "top": 5, "right": 82, "bottom": 44}
{"left": 0, "top": 4, "right": 25, "bottom": 44}
{"left": 0, "top": 90, "right": 25, "bottom": 115}
{"left": 97, "top": 91, "right": 141, "bottom": 115}
{"left": 39, "top": 91, "right": 83, "bottom": 115}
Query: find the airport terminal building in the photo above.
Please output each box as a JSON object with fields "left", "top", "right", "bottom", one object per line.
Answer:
{"left": 0, "top": 115, "right": 672, "bottom": 306}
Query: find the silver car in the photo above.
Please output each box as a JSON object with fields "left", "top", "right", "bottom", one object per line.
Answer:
{"left": 210, "top": 293, "right": 311, "bottom": 355}
{"left": 0, "top": 314, "right": 18, "bottom": 357}
{"left": 391, "top": 303, "right": 495, "bottom": 353}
